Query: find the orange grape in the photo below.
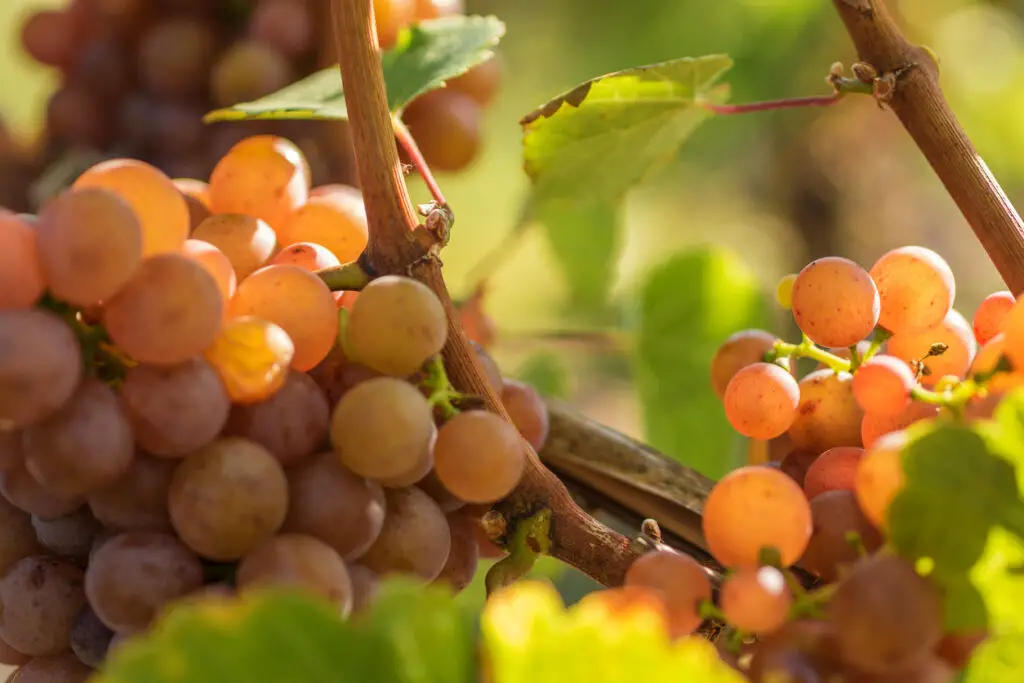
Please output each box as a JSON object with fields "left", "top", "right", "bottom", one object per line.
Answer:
{"left": 191, "top": 213, "right": 277, "bottom": 280}
{"left": 788, "top": 370, "right": 863, "bottom": 453}
{"left": 276, "top": 194, "right": 368, "bottom": 263}
{"left": 861, "top": 400, "right": 938, "bottom": 449}
{"left": 204, "top": 316, "right": 295, "bottom": 403}
{"left": 887, "top": 310, "right": 976, "bottom": 387}
{"left": 802, "top": 446, "right": 864, "bottom": 499}
{"left": 719, "top": 566, "right": 792, "bottom": 635}
{"left": 869, "top": 246, "right": 955, "bottom": 335}
{"left": 851, "top": 355, "right": 915, "bottom": 416}
{"left": 73, "top": 158, "right": 189, "bottom": 256}
{"left": 433, "top": 410, "right": 525, "bottom": 503}
{"left": 854, "top": 430, "right": 908, "bottom": 529}
{"left": 172, "top": 178, "right": 210, "bottom": 208}
{"left": 269, "top": 242, "right": 341, "bottom": 272}
{"left": 229, "top": 265, "right": 337, "bottom": 371}
{"left": 791, "top": 257, "right": 880, "bottom": 348}
{"left": 373, "top": 0, "right": 415, "bottom": 49}
{"left": 209, "top": 135, "right": 309, "bottom": 229}
{"left": 448, "top": 55, "right": 502, "bottom": 107}
{"left": 1002, "top": 296, "right": 1024, "bottom": 369}
{"left": 402, "top": 89, "right": 481, "bottom": 173}
{"left": 623, "top": 549, "right": 712, "bottom": 638}
{"left": 181, "top": 239, "right": 237, "bottom": 303}
{"left": 103, "top": 253, "right": 223, "bottom": 365}
{"left": 334, "top": 290, "right": 359, "bottom": 311}
{"left": 723, "top": 363, "right": 800, "bottom": 439}
{"left": 0, "top": 213, "right": 46, "bottom": 310}
{"left": 972, "top": 291, "right": 1015, "bottom": 345}
{"left": 702, "top": 465, "right": 812, "bottom": 569}
{"left": 710, "top": 329, "right": 784, "bottom": 399}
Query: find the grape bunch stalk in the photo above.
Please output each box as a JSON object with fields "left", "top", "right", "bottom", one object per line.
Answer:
{"left": 0, "top": 133, "right": 547, "bottom": 682}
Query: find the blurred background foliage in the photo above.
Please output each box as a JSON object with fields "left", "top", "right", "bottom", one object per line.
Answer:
{"left": 0, "top": 0, "right": 1019, "bottom": 479}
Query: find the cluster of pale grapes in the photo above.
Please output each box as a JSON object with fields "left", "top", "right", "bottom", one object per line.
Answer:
{"left": 608, "top": 247, "right": 1020, "bottom": 682}
{"left": 0, "top": 134, "right": 547, "bottom": 682}
{"left": 18, "top": 0, "right": 498, "bottom": 200}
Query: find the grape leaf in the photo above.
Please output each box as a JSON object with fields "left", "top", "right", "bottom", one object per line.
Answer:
{"left": 515, "top": 55, "right": 731, "bottom": 311}
{"left": 96, "top": 581, "right": 475, "bottom": 683}
{"left": 204, "top": 15, "right": 504, "bottom": 122}
{"left": 632, "top": 247, "right": 769, "bottom": 479}
{"left": 481, "top": 581, "right": 745, "bottom": 683}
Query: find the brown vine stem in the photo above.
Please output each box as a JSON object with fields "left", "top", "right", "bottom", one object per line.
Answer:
{"left": 329, "top": 0, "right": 639, "bottom": 586}
{"left": 832, "top": 0, "right": 1024, "bottom": 294}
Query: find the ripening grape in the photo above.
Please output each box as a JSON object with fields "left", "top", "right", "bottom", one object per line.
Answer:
{"left": 800, "top": 490, "right": 883, "bottom": 582}
{"left": 120, "top": 358, "right": 231, "bottom": 457}
{"left": 433, "top": 511, "right": 480, "bottom": 593}
{"left": 402, "top": 89, "right": 482, "bottom": 173}
{"left": 0, "top": 462, "right": 82, "bottom": 519}
{"left": 70, "top": 605, "right": 114, "bottom": 669}
{"left": 861, "top": 400, "right": 938, "bottom": 449}
{"left": 0, "top": 309, "right": 82, "bottom": 429}
{"left": 211, "top": 40, "right": 294, "bottom": 107}
{"left": 191, "top": 213, "right": 278, "bottom": 281}
{"left": 448, "top": 55, "right": 502, "bottom": 107}
{"left": 9, "top": 653, "right": 94, "bottom": 682}
{"left": 347, "top": 275, "right": 448, "bottom": 377}
{"left": 829, "top": 554, "right": 942, "bottom": 674}
{"left": 237, "top": 533, "right": 353, "bottom": 615}
{"left": 224, "top": 371, "right": 330, "bottom": 467}
{"left": 174, "top": 178, "right": 211, "bottom": 208}
{"left": 307, "top": 345, "right": 383, "bottom": 408}
{"left": 852, "top": 355, "right": 915, "bottom": 416}
{"left": 433, "top": 410, "right": 525, "bottom": 504}
{"left": 204, "top": 316, "right": 295, "bottom": 403}
{"left": 0, "top": 556, "right": 85, "bottom": 656}
{"left": 22, "top": 379, "right": 135, "bottom": 499}
{"left": 21, "top": 10, "right": 77, "bottom": 68}
{"left": 788, "top": 370, "right": 863, "bottom": 453}
{"left": 374, "top": 0, "right": 416, "bottom": 48}
{"left": 719, "top": 566, "right": 792, "bottom": 635}
{"left": 803, "top": 446, "right": 865, "bottom": 499}
{"left": 702, "top": 465, "right": 812, "bottom": 569}
{"left": 85, "top": 532, "right": 204, "bottom": 632}
{"left": 168, "top": 438, "right": 289, "bottom": 560}
{"left": 791, "top": 257, "right": 880, "bottom": 348}
{"left": 855, "top": 431, "right": 908, "bottom": 529}
{"left": 331, "top": 377, "right": 436, "bottom": 481}
{"left": 501, "top": 379, "right": 549, "bottom": 451}
{"left": 359, "top": 486, "right": 451, "bottom": 582}
{"left": 73, "top": 158, "right": 189, "bottom": 256}
{"left": 779, "top": 449, "right": 818, "bottom": 488}
{"left": 269, "top": 242, "right": 341, "bottom": 272}
{"left": 375, "top": 446, "right": 433, "bottom": 489}
{"left": 276, "top": 194, "right": 369, "bottom": 263}
{"left": 103, "top": 253, "right": 224, "bottom": 365}
{"left": 138, "top": 17, "right": 217, "bottom": 98}
{"left": 0, "top": 213, "right": 45, "bottom": 310}
{"left": 0, "top": 496, "right": 44, "bottom": 574}
{"left": 181, "top": 239, "right": 237, "bottom": 303}
{"left": 31, "top": 507, "right": 102, "bottom": 560}
{"left": 248, "top": 0, "right": 315, "bottom": 58}
{"left": 348, "top": 564, "right": 379, "bottom": 614}
{"left": 473, "top": 341, "right": 504, "bottom": 393}
{"left": 418, "top": 471, "right": 465, "bottom": 513}
{"left": 775, "top": 273, "right": 796, "bottom": 310}
{"left": 47, "top": 84, "right": 112, "bottom": 148}
{"left": 229, "top": 265, "right": 337, "bottom": 372}
{"left": 1002, "top": 297, "right": 1024, "bottom": 369}
{"left": 869, "top": 246, "right": 955, "bottom": 335}
{"left": 723, "top": 363, "right": 800, "bottom": 439}
{"left": 973, "top": 291, "right": 1015, "bottom": 345}
{"left": 623, "top": 549, "right": 712, "bottom": 638}
{"left": 887, "top": 310, "right": 976, "bottom": 387}
{"left": 87, "top": 453, "right": 176, "bottom": 533}
{"left": 0, "top": 637, "right": 29, "bottom": 666}
{"left": 282, "top": 452, "right": 386, "bottom": 561}
{"left": 710, "top": 329, "right": 783, "bottom": 399}
{"left": 209, "top": 135, "right": 309, "bottom": 229}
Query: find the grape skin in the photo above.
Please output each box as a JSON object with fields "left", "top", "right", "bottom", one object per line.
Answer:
{"left": 433, "top": 511, "right": 479, "bottom": 593}
{"left": 359, "top": 487, "right": 451, "bottom": 582}
{"left": 87, "top": 454, "right": 176, "bottom": 533}
{"left": 211, "top": 41, "right": 295, "bottom": 108}
{"left": 791, "top": 257, "right": 880, "bottom": 348}
{"left": 719, "top": 566, "right": 792, "bottom": 635}
{"left": 402, "top": 89, "right": 482, "bottom": 173}
{"left": 138, "top": 17, "right": 218, "bottom": 98}
{"left": 702, "top": 465, "right": 812, "bottom": 569}
{"left": 0, "top": 495, "right": 44, "bottom": 574}
{"left": 31, "top": 507, "right": 102, "bottom": 561}
{"left": 330, "top": 377, "right": 437, "bottom": 482}
{"left": 447, "top": 55, "right": 502, "bottom": 107}
{"left": 69, "top": 605, "right": 114, "bottom": 669}
{"left": 500, "top": 380, "right": 549, "bottom": 451}
{"left": 778, "top": 449, "right": 819, "bottom": 488}
{"left": 861, "top": 400, "right": 938, "bottom": 449}
{"left": 237, "top": 533, "right": 353, "bottom": 616}
{"left": 801, "top": 490, "right": 883, "bottom": 583}
{"left": 434, "top": 411, "right": 524, "bottom": 504}
{"left": 0, "top": 213, "right": 46, "bottom": 310}
{"left": 802, "top": 446, "right": 865, "bottom": 499}
{"left": 248, "top": 0, "right": 315, "bottom": 58}
{"left": 788, "top": 370, "right": 863, "bottom": 453}
{"left": 0, "top": 462, "right": 82, "bottom": 519}
{"left": 85, "top": 532, "right": 204, "bottom": 633}
{"left": 854, "top": 431, "right": 908, "bottom": 529}
{"left": 869, "top": 246, "right": 955, "bottom": 335}
{"left": 281, "top": 452, "right": 386, "bottom": 561}
{"left": 1002, "top": 297, "right": 1024, "bottom": 369}
{"left": 208, "top": 135, "right": 309, "bottom": 229}
{"left": 887, "top": 310, "right": 977, "bottom": 387}
{"left": 972, "top": 291, "right": 1015, "bottom": 345}
{"left": 0, "top": 556, "right": 86, "bottom": 656}
{"left": 623, "top": 549, "right": 712, "bottom": 638}
{"left": 121, "top": 359, "right": 230, "bottom": 457}
{"left": 22, "top": 379, "right": 135, "bottom": 499}
{"left": 191, "top": 214, "right": 278, "bottom": 281}
{"left": 181, "top": 239, "right": 236, "bottom": 303}
{"left": 204, "top": 316, "right": 295, "bottom": 404}
{"left": 346, "top": 275, "right": 448, "bottom": 378}
{"left": 0, "top": 310, "right": 83, "bottom": 429}
{"left": 7, "top": 653, "right": 93, "bottom": 683}
{"left": 723, "top": 363, "right": 800, "bottom": 440}
{"left": 21, "top": 10, "right": 77, "bottom": 68}
{"left": 0, "top": 637, "right": 29, "bottom": 666}
{"left": 347, "top": 564, "right": 379, "bottom": 614}
{"left": 851, "top": 355, "right": 915, "bottom": 416}
{"left": 276, "top": 194, "right": 369, "bottom": 263}
{"left": 373, "top": 0, "right": 416, "bottom": 49}
{"left": 269, "top": 242, "right": 341, "bottom": 272}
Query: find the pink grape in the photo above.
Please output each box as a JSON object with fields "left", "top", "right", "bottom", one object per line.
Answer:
{"left": 851, "top": 355, "right": 915, "bottom": 416}
{"left": 791, "top": 257, "right": 880, "bottom": 348}
{"left": 723, "top": 363, "right": 800, "bottom": 439}
{"left": 972, "top": 291, "right": 1015, "bottom": 345}
{"left": 869, "top": 246, "right": 955, "bottom": 335}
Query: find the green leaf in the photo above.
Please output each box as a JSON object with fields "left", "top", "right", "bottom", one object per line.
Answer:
{"left": 515, "top": 353, "right": 573, "bottom": 399}
{"left": 204, "top": 15, "right": 505, "bottom": 122}
{"left": 482, "top": 581, "right": 745, "bottom": 683}
{"left": 632, "top": 247, "right": 769, "bottom": 479}
{"left": 97, "top": 581, "right": 475, "bottom": 683}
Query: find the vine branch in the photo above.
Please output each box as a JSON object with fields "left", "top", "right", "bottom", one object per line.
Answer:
{"left": 329, "top": 0, "right": 640, "bottom": 587}
{"left": 832, "top": 0, "right": 1024, "bottom": 294}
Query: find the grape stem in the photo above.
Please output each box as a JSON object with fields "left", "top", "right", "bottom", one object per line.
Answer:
{"left": 766, "top": 335, "right": 852, "bottom": 373}
{"left": 420, "top": 355, "right": 466, "bottom": 418}
{"left": 393, "top": 115, "right": 447, "bottom": 207}
{"left": 832, "top": 0, "right": 1024, "bottom": 294}
{"left": 330, "top": 0, "right": 643, "bottom": 589}
{"left": 315, "top": 260, "right": 373, "bottom": 291}
{"left": 484, "top": 508, "right": 552, "bottom": 595}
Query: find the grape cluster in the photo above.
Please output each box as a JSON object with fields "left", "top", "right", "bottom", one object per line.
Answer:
{"left": 0, "top": 134, "right": 545, "bottom": 680}
{"left": 605, "top": 247, "right": 1021, "bottom": 681}
{"left": 19, "top": 0, "right": 498, "bottom": 194}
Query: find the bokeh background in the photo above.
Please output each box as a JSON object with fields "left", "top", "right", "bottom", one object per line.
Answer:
{"left": 0, "top": 0, "right": 1020, "bottom": 609}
